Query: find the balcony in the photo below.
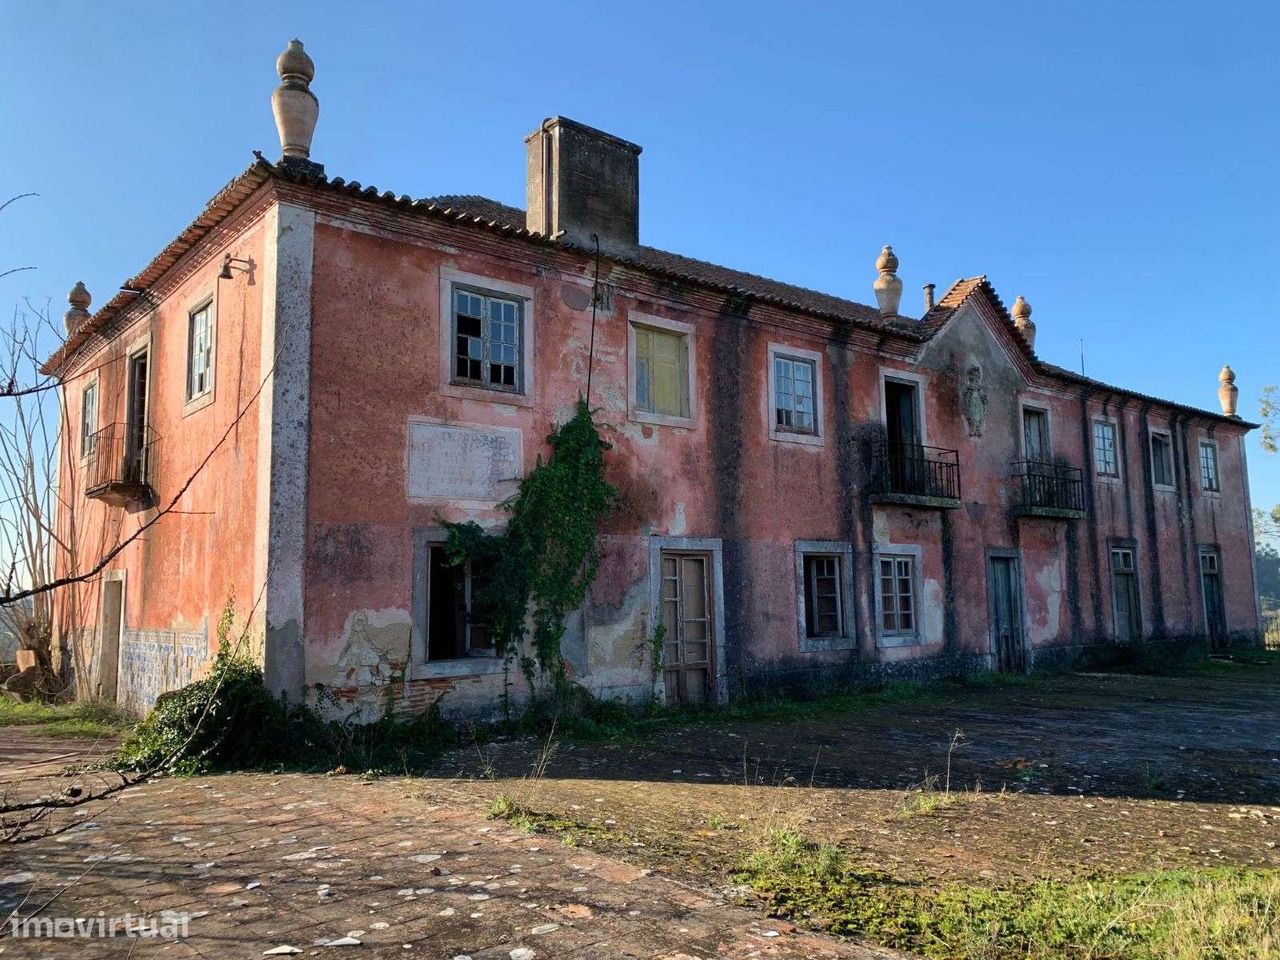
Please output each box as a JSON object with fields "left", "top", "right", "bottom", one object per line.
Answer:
{"left": 84, "top": 424, "right": 157, "bottom": 507}
{"left": 869, "top": 441, "right": 962, "bottom": 509}
{"left": 1013, "top": 460, "right": 1086, "bottom": 519}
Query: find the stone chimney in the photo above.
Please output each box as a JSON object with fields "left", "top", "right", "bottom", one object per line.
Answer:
{"left": 922, "top": 283, "right": 936, "bottom": 312}
{"left": 271, "top": 40, "right": 321, "bottom": 173}
{"left": 1011, "top": 295, "right": 1036, "bottom": 350}
{"left": 873, "top": 246, "right": 902, "bottom": 316}
{"left": 525, "top": 117, "right": 642, "bottom": 250}
{"left": 64, "top": 281, "right": 91, "bottom": 335}
{"left": 1219, "top": 365, "right": 1239, "bottom": 418}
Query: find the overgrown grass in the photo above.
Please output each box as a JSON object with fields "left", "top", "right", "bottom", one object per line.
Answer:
{"left": 517, "top": 673, "right": 1043, "bottom": 744}
{"left": 738, "top": 830, "right": 1280, "bottom": 959}
{"left": 0, "top": 698, "right": 130, "bottom": 739}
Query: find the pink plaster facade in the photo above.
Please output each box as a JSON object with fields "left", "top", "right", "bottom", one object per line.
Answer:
{"left": 50, "top": 163, "right": 1261, "bottom": 719}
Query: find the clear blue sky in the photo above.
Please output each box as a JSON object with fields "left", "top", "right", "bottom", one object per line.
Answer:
{"left": 2, "top": 1, "right": 1277, "bottom": 507}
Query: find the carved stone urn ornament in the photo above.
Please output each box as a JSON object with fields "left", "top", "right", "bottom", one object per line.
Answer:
{"left": 1218, "top": 364, "right": 1239, "bottom": 418}
{"left": 963, "top": 364, "right": 987, "bottom": 437}
{"left": 272, "top": 39, "right": 319, "bottom": 161}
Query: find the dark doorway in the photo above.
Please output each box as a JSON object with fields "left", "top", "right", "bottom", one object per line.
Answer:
{"left": 426, "top": 547, "right": 494, "bottom": 661}
{"left": 125, "top": 350, "right": 149, "bottom": 483}
{"left": 1200, "top": 548, "right": 1227, "bottom": 655}
{"left": 1111, "top": 548, "right": 1142, "bottom": 642}
{"left": 884, "top": 380, "right": 923, "bottom": 493}
{"left": 659, "top": 551, "right": 714, "bottom": 706}
{"left": 989, "top": 555, "right": 1026, "bottom": 672}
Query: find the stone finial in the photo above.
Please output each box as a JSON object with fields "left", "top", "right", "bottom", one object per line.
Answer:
{"left": 873, "top": 245, "right": 903, "bottom": 316}
{"left": 63, "top": 281, "right": 91, "bottom": 335}
{"left": 1218, "top": 364, "right": 1239, "bottom": 418}
{"left": 1011, "top": 295, "right": 1036, "bottom": 350}
{"left": 271, "top": 39, "right": 319, "bottom": 161}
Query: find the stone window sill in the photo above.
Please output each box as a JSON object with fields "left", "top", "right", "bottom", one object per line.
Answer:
{"left": 799, "top": 635, "right": 855, "bottom": 653}
{"left": 410, "top": 658, "right": 507, "bottom": 680}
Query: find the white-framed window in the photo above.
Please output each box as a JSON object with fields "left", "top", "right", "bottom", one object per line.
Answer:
{"left": 80, "top": 381, "right": 98, "bottom": 458}
{"left": 1092, "top": 419, "right": 1119, "bottom": 478}
{"left": 879, "top": 555, "right": 917, "bottom": 636}
{"left": 793, "top": 540, "right": 854, "bottom": 652}
{"left": 1150, "top": 429, "right": 1176, "bottom": 488}
{"left": 452, "top": 286, "right": 523, "bottom": 392}
{"left": 768, "top": 343, "right": 824, "bottom": 445}
{"left": 628, "top": 313, "right": 695, "bottom": 426}
{"left": 1199, "top": 440, "right": 1220, "bottom": 492}
{"left": 873, "top": 542, "right": 923, "bottom": 646}
{"left": 186, "top": 300, "right": 213, "bottom": 402}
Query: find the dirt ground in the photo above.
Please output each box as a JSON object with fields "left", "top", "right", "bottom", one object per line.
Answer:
{"left": 413, "top": 661, "right": 1280, "bottom": 893}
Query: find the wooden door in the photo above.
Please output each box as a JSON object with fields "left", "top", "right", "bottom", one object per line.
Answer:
{"left": 659, "top": 552, "right": 714, "bottom": 706}
{"left": 99, "top": 579, "right": 124, "bottom": 702}
{"left": 1111, "top": 548, "right": 1141, "bottom": 642}
{"left": 1200, "top": 550, "right": 1227, "bottom": 655}
{"left": 125, "top": 351, "right": 149, "bottom": 482}
{"left": 989, "top": 556, "right": 1026, "bottom": 672}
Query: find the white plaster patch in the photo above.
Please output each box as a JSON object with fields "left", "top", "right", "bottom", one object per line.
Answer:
{"left": 407, "top": 421, "right": 522, "bottom": 503}
{"left": 923, "top": 579, "right": 945, "bottom": 643}
{"left": 1033, "top": 557, "right": 1063, "bottom": 642}
{"left": 669, "top": 502, "right": 688, "bottom": 536}
{"left": 872, "top": 511, "right": 891, "bottom": 545}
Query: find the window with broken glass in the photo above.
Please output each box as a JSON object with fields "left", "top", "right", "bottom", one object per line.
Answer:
{"left": 879, "top": 555, "right": 917, "bottom": 636}
{"left": 774, "top": 355, "right": 816, "bottom": 434}
{"left": 453, "top": 287, "right": 522, "bottom": 392}
{"left": 803, "top": 554, "right": 843, "bottom": 637}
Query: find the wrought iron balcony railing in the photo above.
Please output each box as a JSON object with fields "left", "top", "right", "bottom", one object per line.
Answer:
{"left": 869, "top": 441, "right": 962, "bottom": 505}
{"left": 1013, "top": 460, "right": 1085, "bottom": 518}
{"left": 84, "top": 423, "right": 157, "bottom": 506}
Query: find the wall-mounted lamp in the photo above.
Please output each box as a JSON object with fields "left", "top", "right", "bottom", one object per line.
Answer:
{"left": 218, "top": 254, "right": 254, "bottom": 281}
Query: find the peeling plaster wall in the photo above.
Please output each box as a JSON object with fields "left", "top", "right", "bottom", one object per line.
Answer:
{"left": 54, "top": 200, "right": 271, "bottom": 713}
{"left": 295, "top": 200, "right": 1258, "bottom": 719}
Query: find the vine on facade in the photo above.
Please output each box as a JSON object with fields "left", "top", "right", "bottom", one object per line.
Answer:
{"left": 442, "top": 399, "right": 617, "bottom": 685}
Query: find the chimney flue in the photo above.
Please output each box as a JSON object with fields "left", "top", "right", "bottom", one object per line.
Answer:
{"left": 922, "top": 283, "right": 935, "bottom": 312}
{"left": 525, "top": 117, "right": 642, "bottom": 250}
{"left": 873, "top": 246, "right": 902, "bottom": 316}
{"left": 271, "top": 39, "right": 321, "bottom": 173}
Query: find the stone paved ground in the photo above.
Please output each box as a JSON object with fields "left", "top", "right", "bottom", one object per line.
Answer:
{"left": 0, "top": 732, "right": 904, "bottom": 960}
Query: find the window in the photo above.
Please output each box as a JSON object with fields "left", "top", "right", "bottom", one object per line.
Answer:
{"left": 774, "top": 355, "right": 816, "bottom": 434}
{"left": 425, "top": 546, "right": 495, "bottom": 661}
{"left": 633, "top": 323, "right": 690, "bottom": 419}
{"left": 879, "top": 554, "right": 917, "bottom": 636}
{"left": 1092, "top": 420, "right": 1119, "bottom": 477}
{"left": 80, "top": 382, "right": 98, "bottom": 458}
{"left": 1022, "top": 408, "right": 1049, "bottom": 461}
{"left": 453, "top": 288, "right": 522, "bottom": 391}
{"left": 1199, "top": 441, "right": 1220, "bottom": 492}
{"left": 1150, "top": 431, "right": 1175, "bottom": 487}
{"left": 186, "top": 302, "right": 213, "bottom": 402}
{"left": 803, "top": 554, "right": 843, "bottom": 638}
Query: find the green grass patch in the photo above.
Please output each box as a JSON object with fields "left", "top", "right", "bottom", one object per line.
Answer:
{"left": 0, "top": 699, "right": 130, "bottom": 739}
{"left": 737, "top": 831, "right": 1280, "bottom": 959}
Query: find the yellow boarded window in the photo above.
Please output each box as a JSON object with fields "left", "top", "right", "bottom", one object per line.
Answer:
{"left": 634, "top": 325, "right": 689, "bottom": 418}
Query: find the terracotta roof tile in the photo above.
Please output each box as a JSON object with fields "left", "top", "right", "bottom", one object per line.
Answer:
{"left": 43, "top": 158, "right": 1256, "bottom": 427}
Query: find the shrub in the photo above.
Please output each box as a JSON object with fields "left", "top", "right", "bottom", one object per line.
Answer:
{"left": 115, "top": 646, "right": 293, "bottom": 775}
